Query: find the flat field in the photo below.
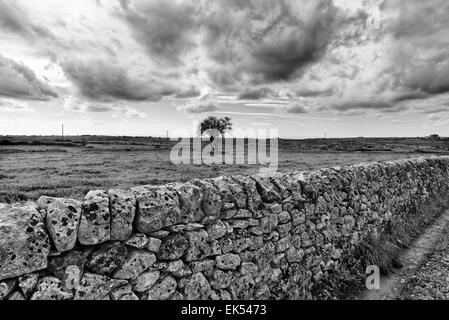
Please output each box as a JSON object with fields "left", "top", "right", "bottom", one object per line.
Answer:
{"left": 1, "top": 135, "right": 448, "bottom": 203}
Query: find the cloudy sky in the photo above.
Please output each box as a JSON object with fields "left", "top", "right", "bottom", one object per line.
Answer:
{"left": 1, "top": 0, "right": 449, "bottom": 138}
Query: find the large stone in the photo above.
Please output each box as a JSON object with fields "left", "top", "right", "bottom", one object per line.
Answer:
{"left": 157, "top": 234, "right": 189, "bottom": 260}
{"left": 207, "top": 220, "right": 227, "bottom": 241}
{"left": 74, "top": 273, "right": 118, "bottom": 300}
{"left": 192, "top": 180, "right": 222, "bottom": 217}
{"left": 113, "top": 250, "right": 156, "bottom": 280}
{"left": 184, "top": 229, "right": 212, "bottom": 262}
{"left": 0, "top": 203, "right": 50, "bottom": 280}
{"left": 131, "top": 270, "right": 160, "bottom": 292}
{"left": 45, "top": 198, "right": 82, "bottom": 252}
{"left": 48, "top": 251, "right": 86, "bottom": 290}
{"left": 8, "top": 291, "right": 26, "bottom": 300}
{"left": 125, "top": 233, "right": 148, "bottom": 249}
{"left": 216, "top": 253, "right": 241, "bottom": 270}
{"left": 18, "top": 273, "right": 39, "bottom": 298}
{"left": 78, "top": 190, "right": 111, "bottom": 245}
{"left": 229, "top": 274, "right": 255, "bottom": 300}
{"left": 0, "top": 279, "right": 17, "bottom": 300}
{"left": 147, "top": 275, "right": 177, "bottom": 300}
{"left": 133, "top": 185, "right": 182, "bottom": 234}
{"left": 251, "top": 176, "right": 282, "bottom": 203}
{"left": 172, "top": 182, "right": 204, "bottom": 222}
{"left": 109, "top": 189, "right": 136, "bottom": 241}
{"left": 86, "top": 242, "right": 127, "bottom": 276}
{"left": 36, "top": 196, "right": 58, "bottom": 210}
{"left": 184, "top": 273, "right": 211, "bottom": 300}
{"left": 31, "top": 276, "right": 73, "bottom": 300}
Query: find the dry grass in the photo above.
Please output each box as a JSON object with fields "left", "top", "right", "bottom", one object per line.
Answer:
{"left": 1, "top": 136, "right": 448, "bottom": 203}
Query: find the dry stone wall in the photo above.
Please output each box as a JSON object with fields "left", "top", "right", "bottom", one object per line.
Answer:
{"left": 1, "top": 156, "right": 449, "bottom": 300}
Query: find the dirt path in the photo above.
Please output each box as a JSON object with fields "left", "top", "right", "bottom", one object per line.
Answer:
{"left": 361, "top": 209, "right": 449, "bottom": 300}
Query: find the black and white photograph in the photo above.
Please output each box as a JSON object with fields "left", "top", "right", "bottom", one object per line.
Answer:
{"left": 1, "top": 0, "right": 449, "bottom": 308}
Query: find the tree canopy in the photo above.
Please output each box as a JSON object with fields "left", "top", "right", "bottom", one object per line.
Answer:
{"left": 199, "top": 116, "right": 233, "bottom": 137}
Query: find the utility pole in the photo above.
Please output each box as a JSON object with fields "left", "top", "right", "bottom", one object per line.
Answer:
{"left": 62, "top": 123, "right": 64, "bottom": 141}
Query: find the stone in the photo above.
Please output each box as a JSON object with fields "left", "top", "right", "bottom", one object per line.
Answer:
{"left": 110, "top": 282, "right": 133, "bottom": 300}
{"left": 192, "top": 180, "right": 222, "bottom": 217}
{"left": 286, "top": 248, "right": 304, "bottom": 263}
{"left": 113, "top": 250, "right": 156, "bottom": 280}
{"left": 252, "top": 176, "right": 282, "bottom": 203}
{"left": 166, "top": 260, "right": 184, "bottom": 273}
{"left": 74, "top": 273, "right": 117, "bottom": 300}
{"left": 234, "top": 209, "right": 252, "bottom": 219}
{"left": 146, "top": 237, "right": 162, "bottom": 253}
{"left": 207, "top": 220, "right": 227, "bottom": 241}
{"left": 86, "top": 242, "right": 127, "bottom": 276}
{"left": 229, "top": 274, "right": 255, "bottom": 300}
{"left": 184, "top": 229, "right": 212, "bottom": 261}
{"left": 133, "top": 185, "right": 182, "bottom": 234}
{"left": 216, "top": 253, "right": 241, "bottom": 270}
{"left": 0, "top": 203, "right": 50, "bottom": 280}
{"left": 184, "top": 273, "right": 211, "bottom": 300}
{"left": 37, "top": 196, "right": 58, "bottom": 210}
{"left": 8, "top": 291, "right": 26, "bottom": 300}
{"left": 210, "top": 270, "right": 232, "bottom": 290}
{"left": 190, "top": 259, "right": 216, "bottom": 274}
{"left": 0, "top": 279, "right": 16, "bottom": 300}
{"left": 158, "top": 234, "right": 189, "bottom": 260}
{"left": 240, "top": 262, "right": 258, "bottom": 276}
{"left": 260, "top": 214, "right": 278, "bottom": 234}
{"left": 278, "top": 211, "right": 291, "bottom": 224}
{"left": 125, "top": 233, "right": 148, "bottom": 249}
{"left": 276, "top": 236, "right": 291, "bottom": 253}
{"left": 31, "top": 276, "right": 73, "bottom": 300}
{"left": 48, "top": 251, "right": 86, "bottom": 289}
{"left": 210, "top": 289, "right": 232, "bottom": 300}
{"left": 45, "top": 198, "right": 82, "bottom": 252}
{"left": 147, "top": 276, "right": 177, "bottom": 300}
{"left": 172, "top": 182, "right": 204, "bottom": 222}
{"left": 119, "top": 292, "right": 139, "bottom": 300}
{"left": 109, "top": 189, "right": 136, "bottom": 241}
{"left": 230, "top": 219, "right": 249, "bottom": 229}
{"left": 18, "top": 272, "right": 39, "bottom": 298}
{"left": 132, "top": 270, "right": 160, "bottom": 292}
{"left": 78, "top": 190, "right": 111, "bottom": 245}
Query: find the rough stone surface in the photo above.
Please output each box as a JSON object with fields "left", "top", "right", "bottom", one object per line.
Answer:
{"left": 125, "top": 233, "right": 148, "bottom": 249}
{"left": 158, "top": 234, "right": 189, "bottom": 260}
{"left": 133, "top": 186, "right": 182, "bottom": 234}
{"left": 45, "top": 198, "right": 81, "bottom": 252}
{"left": 109, "top": 189, "right": 136, "bottom": 241}
{"left": 184, "top": 229, "right": 212, "bottom": 262}
{"left": 146, "top": 276, "right": 177, "bottom": 300}
{"left": 74, "top": 273, "right": 116, "bottom": 300}
{"left": 78, "top": 190, "right": 111, "bottom": 245}
{"left": 86, "top": 242, "right": 127, "bottom": 276}
{"left": 113, "top": 250, "right": 156, "bottom": 280}
{"left": 216, "top": 253, "right": 241, "bottom": 270}
{"left": 0, "top": 279, "right": 17, "bottom": 300}
{"left": 18, "top": 273, "right": 39, "bottom": 298}
{"left": 0, "top": 203, "right": 50, "bottom": 280}
{"left": 184, "top": 272, "right": 211, "bottom": 300}
{"left": 131, "top": 270, "right": 160, "bottom": 292}
{"left": 146, "top": 237, "right": 162, "bottom": 253}
{"left": 31, "top": 276, "right": 73, "bottom": 300}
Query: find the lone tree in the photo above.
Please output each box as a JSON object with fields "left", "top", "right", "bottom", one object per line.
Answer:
{"left": 199, "top": 116, "right": 233, "bottom": 138}
{"left": 199, "top": 116, "right": 233, "bottom": 150}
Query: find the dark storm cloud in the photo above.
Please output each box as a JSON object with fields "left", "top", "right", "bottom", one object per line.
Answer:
{"left": 0, "top": 55, "right": 58, "bottom": 101}
{"left": 61, "top": 59, "right": 175, "bottom": 102}
{"left": 238, "top": 88, "right": 273, "bottom": 100}
{"left": 390, "top": 91, "right": 429, "bottom": 103}
{"left": 0, "top": 0, "right": 56, "bottom": 42}
{"left": 404, "top": 63, "right": 449, "bottom": 95}
{"left": 202, "top": 0, "right": 368, "bottom": 85}
{"left": 118, "top": 0, "right": 197, "bottom": 65}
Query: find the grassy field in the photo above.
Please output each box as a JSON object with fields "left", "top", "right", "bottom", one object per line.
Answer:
{"left": 1, "top": 135, "right": 448, "bottom": 203}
